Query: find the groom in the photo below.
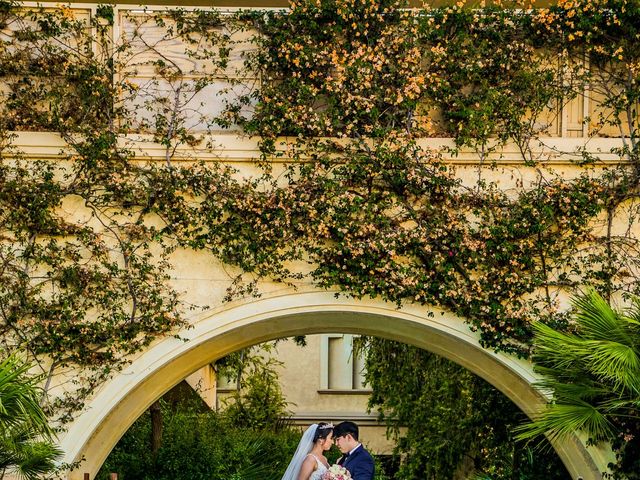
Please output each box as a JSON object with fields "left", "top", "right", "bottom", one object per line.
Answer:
{"left": 333, "top": 421, "right": 374, "bottom": 480}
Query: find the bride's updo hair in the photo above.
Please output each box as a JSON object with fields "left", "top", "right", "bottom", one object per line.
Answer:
{"left": 313, "top": 422, "right": 334, "bottom": 442}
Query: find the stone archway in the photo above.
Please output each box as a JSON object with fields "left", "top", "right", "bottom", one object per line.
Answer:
{"left": 60, "top": 290, "right": 611, "bottom": 480}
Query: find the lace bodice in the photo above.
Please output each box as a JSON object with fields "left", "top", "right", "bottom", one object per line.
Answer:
{"left": 307, "top": 454, "right": 328, "bottom": 480}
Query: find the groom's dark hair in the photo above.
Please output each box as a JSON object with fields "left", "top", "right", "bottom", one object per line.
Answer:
{"left": 334, "top": 421, "right": 359, "bottom": 440}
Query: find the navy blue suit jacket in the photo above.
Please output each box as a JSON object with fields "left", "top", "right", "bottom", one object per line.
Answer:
{"left": 339, "top": 444, "right": 374, "bottom": 480}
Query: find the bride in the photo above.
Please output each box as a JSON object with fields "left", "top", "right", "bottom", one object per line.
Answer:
{"left": 281, "top": 422, "right": 334, "bottom": 480}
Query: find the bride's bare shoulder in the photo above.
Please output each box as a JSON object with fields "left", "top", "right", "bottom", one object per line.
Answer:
{"left": 303, "top": 453, "right": 319, "bottom": 466}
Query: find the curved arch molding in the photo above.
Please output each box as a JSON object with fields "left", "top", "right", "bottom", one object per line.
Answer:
{"left": 60, "top": 291, "right": 612, "bottom": 479}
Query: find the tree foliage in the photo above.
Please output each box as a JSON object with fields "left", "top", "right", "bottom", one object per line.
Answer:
{"left": 0, "top": 5, "right": 638, "bottom": 473}
{"left": 517, "top": 290, "right": 640, "bottom": 478}
{"left": 360, "top": 338, "right": 570, "bottom": 479}
{"left": 218, "top": 343, "right": 292, "bottom": 431}
{"left": 0, "top": 355, "right": 62, "bottom": 480}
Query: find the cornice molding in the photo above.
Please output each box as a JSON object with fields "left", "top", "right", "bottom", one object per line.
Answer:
{"left": 4, "top": 131, "right": 628, "bottom": 165}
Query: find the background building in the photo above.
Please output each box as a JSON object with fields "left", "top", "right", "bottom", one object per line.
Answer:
{"left": 187, "top": 334, "right": 394, "bottom": 454}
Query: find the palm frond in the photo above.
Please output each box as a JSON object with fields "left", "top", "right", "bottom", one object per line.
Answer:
{"left": 520, "top": 289, "right": 640, "bottom": 447}
{"left": 515, "top": 402, "right": 616, "bottom": 443}
{"left": 13, "top": 441, "right": 63, "bottom": 480}
{"left": 532, "top": 322, "right": 588, "bottom": 369}
{"left": 545, "top": 381, "right": 610, "bottom": 404}
{"left": 572, "top": 290, "right": 627, "bottom": 343}
{"left": 584, "top": 340, "right": 640, "bottom": 395}
{"left": 0, "top": 437, "right": 21, "bottom": 471}
{"left": 625, "top": 297, "right": 640, "bottom": 326}
{"left": 0, "top": 355, "right": 53, "bottom": 439}
{"left": 598, "top": 397, "right": 640, "bottom": 413}
{"left": 0, "top": 355, "right": 61, "bottom": 480}
{"left": 231, "top": 435, "right": 281, "bottom": 480}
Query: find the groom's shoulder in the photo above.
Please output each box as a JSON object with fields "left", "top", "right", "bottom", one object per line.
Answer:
{"left": 355, "top": 445, "right": 374, "bottom": 461}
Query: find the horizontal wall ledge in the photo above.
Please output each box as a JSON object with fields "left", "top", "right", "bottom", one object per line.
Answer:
{"left": 3, "top": 131, "right": 629, "bottom": 165}
{"left": 286, "top": 412, "right": 382, "bottom": 426}
{"left": 317, "top": 389, "right": 373, "bottom": 395}
{"left": 30, "top": 1, "right": 546, "bottom": 9}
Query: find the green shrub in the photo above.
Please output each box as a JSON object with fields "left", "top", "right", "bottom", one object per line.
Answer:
{"left": 98, "top": 406, "right": 300, "bottom": 480}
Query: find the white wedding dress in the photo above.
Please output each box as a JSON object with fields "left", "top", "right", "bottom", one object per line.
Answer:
{"left": 282, "top": 424, "right": 329, "bottom": 480}
{"left": 308, "top": 454, "right": 328, "bottom": 480}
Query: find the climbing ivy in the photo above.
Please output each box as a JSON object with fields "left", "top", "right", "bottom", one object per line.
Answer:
{"left": 359, "top": 337, "right": 570, "bottom": 479}
{"left": 0, "top": 0, "right": 639, "bottom": 449}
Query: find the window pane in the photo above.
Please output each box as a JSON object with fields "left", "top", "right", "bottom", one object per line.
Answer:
{"left": 328, "top": 336, "right": 351, "bottom": 389}
{"left": 352, "top": 346, "right": 367, "bottom": 389}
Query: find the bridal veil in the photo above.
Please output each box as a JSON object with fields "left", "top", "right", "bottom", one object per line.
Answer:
{"left": 281, "top": 423, "right": 318, "bottom": 480}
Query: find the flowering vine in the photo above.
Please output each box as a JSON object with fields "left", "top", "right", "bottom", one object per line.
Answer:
{"left": 0, "top": 0, "right": 639, "bottom": 439}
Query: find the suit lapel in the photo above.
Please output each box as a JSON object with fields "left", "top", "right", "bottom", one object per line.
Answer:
{"left": 344, "top": 445, "right": 360, "bottom": 468}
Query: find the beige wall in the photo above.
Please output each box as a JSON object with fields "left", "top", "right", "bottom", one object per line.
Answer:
{"left": 272, "top": 334, "right": 394, "bottom": 454}
{"left": 213, "top": 334, "right": 395, "bottom": 454}
{"left": 6, "top": 132, "right": 628, "bottom": 479}
{"left": 4, "top": 6, "right": 630, "bottom": 477}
